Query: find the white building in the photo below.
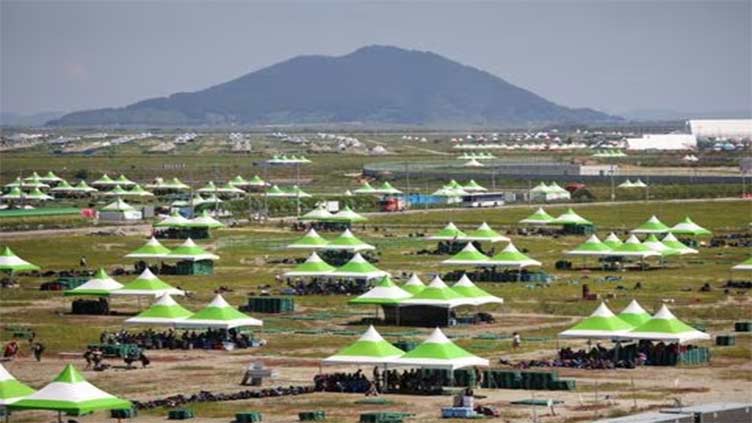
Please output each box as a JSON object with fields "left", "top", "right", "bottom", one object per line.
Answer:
{"left": 625, "top": 134, "right": 697, "bottom": 150}
{"left": 688, "top": 119, "right": 752, "bottom": 140}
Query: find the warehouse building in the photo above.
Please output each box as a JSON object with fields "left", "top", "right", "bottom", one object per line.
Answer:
{"left": 688, "top": 119, "right": 752, "bottom": 140}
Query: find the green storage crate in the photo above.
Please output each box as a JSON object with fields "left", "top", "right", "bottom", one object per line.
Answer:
{"left": 111, "top": 408, "right": 138, "bottom": 419}
{"left": 734, "top": 321, "right": 752, "bottom": 332}
{"left": 235, "top": 411, "right": 263, "bottom": 422}
{"left": 299, "top": 410, "right": 326, "bottom": 421}
{"left": 716, "top": 335, "right": 736, "bottom": 346}
{"left": 359, "top": 412, "right": 410, "bottom": 423}
{"left": 246, "top": 296, "right": 295, "bottom": 313}
{"left": 176, "top": 259, "right": 214, "bottom": 275}
{"left": 168, "top": 409, "right": 194, "bottom": 420}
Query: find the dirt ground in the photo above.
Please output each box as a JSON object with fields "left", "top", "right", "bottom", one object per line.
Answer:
{"left": 4, "top": 320, "right": 750, "bottom": 423}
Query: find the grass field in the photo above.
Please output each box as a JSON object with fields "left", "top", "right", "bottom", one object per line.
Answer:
{"left": 1, "top": 141, "right": 750, "bottom": 422}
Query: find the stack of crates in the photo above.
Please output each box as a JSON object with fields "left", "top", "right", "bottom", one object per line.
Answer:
{"left": 235, "top": 412, "right": 263, "bottom": 422}
{"left": 716, "top": 335, "right": 736, "bottom": 346}
{"left": 678, "top": 348, "right": 710, "bottom": 366}
{"left": 734, "top": 321, "right": 752, "bottom": 332}
{"left": 245, "top": 297, "right": 295, "bottom": 314}
{"left": 298, "top": 411, "right": 326, "bottom": 421}
{"left": 167, "top": 409, "right": 194, "bottom": 420}
{"left": 481, "top": 369, "right": 575, "bottom": 391}
{"left": 359, "top": 412, "right": 410, "bottom": 423}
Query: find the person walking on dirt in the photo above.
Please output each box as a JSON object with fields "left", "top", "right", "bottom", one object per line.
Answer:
{"left": 31, "top": 342, "right": 45, "bottom": 362}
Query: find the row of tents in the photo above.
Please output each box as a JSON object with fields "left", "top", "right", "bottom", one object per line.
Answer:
{"left": 125, "top": 237, "right": 220, "bottom": 262}
{"left": 566, "top": 233, "right": 698, "bottom": 258}
{"left": 560, "top": 301, "right": 710, "bottom": 344}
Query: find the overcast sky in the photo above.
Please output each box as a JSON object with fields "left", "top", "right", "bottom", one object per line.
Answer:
{"left": 2, "top": 0, "right": 750, "bottom": 116}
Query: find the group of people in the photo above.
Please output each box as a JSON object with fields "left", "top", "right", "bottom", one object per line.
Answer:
{"left": 313, "top": 370, "right": 376, "bottom": 394}
{"left": 134, "top": 386, "right": 314, "bottom": 410}
{"left": 99, "top": 329, "right": 263, "bottom": 350}
{"left": 709, "top": 233, "right": 750, "bottom": 248}
{"left": 3, "top": 339, "right": 45, "bottom": 362}
{"left": 515, "top": 341, "right": 703, "bottom": 370}
{"left": 284, "top": 279, "right": 370, "bottom": 296}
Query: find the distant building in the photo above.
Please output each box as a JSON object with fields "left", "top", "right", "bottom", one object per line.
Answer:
{"left": 688, "top": 119, "right": 752, "bottom": 140}
{"left": 625, "top": 134, "right": 697, "bottom": 150}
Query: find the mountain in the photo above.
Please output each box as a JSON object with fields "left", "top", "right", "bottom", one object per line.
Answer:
{"left": 2, "top": 111, "right": 66, "bottom": 127}
{"left": 50, "top": 46, "right": 619, "bottom": 127}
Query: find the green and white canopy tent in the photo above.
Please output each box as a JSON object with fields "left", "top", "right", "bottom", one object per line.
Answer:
{"left": 0, "top": 247, "right": 40, "bottom": 272}
{"left": 187, "top": 210, "right": 225, "bottom": 229}
{"left": 393, "top": 328, "right": 489, "bottom": 370}
{"left": 608, "top": 235, "right": 661, "bottom": 258}
{"left": 451, "top": 274, "right": 503, "bottom": 306}
{"left": 621, "top": 304, "right": 710, "bottom": 343}
{"left": 566, "top": 235, "right": 613, "bottom": 256}
{"left": 528, "top": 182, "right": 552, "bottom": 195}
{"left": 462, "top": 180, "right": 487, "bottom": 192}
{"left": 166, "top": 238, "right": 219, "bottom": 261}
{"left": 283, "top": 252, "right": 335, "bottom": 277}
{"left": 167, "top": 177, "right": 191, "bottom": 190}
{"left": 287, "top": 228, "right": 329, "bottom": 250}
{"left": 101, "top": 185, "right": 130, "bottom": 197}
{"left": 176, "top": 294, "right": 262, "bottom": 329}
{"left": 464, "top": 222, "right": 510, "bottom": 243}
{"left": 300, "top": 205, "right": 335, "bottom": 222}
{"left": 125, "top": 237, "right": 172, "bottom": 259}
{"left": 349, "top": 276, "right": 412, "bottom": 305}
{"left": 373, "top": 181, "right": 402, "bottom": 195}
{"left": 618, "top": 179, "right": 635, "bottom": 188}
{"left": 442, "top": 242, "right": 491, "bottom": 266}
{"left": 432, "top": 186, "right": 468, "bottom": 197}
{"left": 126, "top": 184, "right": 154, "bottom": 197}
{"left": 0, "top": 363, "right": 36, "bottom": 405}
{"left": 216, "top": 183, "right": 246, "bottom": 195}
{"left": 617, "top": 300, "right": 652, "bottom": 327}
{"left": 114, "top": 175, "right": 135, "bottom": 187}
{"left": 227, "top": 175, "right": 251, "bottom": 188}
{"left": 642, "top": 234, "right": 680, "bottom": 256}
{"left": 322, "top": 326, "right": 405, "bottom": 365}
{"left": 91, "top": 174, "right": 117, "bottom": 187}
{"left": 40, "top": 171, "right": 64, "bottom": 183}
{"left": 49, "top": 180, "right": 75, "bottom": 193}
{"left": 111, "top": 268, "right": 185, "bottom": 297}
{"left": 669, "top": 217, "right": 712, "bottom": 236}
{"left": 265, "top": 185, "right": 287, "bottom": 197}
{"left": 632, "top": 179, "right": 647, "bottom": 188}
{"left": 0, "top": 187, "right": 24, "bottom": 200}
{"left": 100, "top": 199, "right": 136, "bottom": 213}
{"left": 332, "top": 253, "right": 388, "bottom": 280}
{"left": 23, "top": 172, "right": 43, "bottom": 182}
{"left": 154, "top": 211, "right": 191, "bottom": 228}
{"left": 20, "top": 177, "right": 49, "bottom": 189}
{"left": 602, "top": 232, "right": 624, "bottom": 249}
{"left": 73, "top": 181, "right": 97, "bottom": 193}
{"left": 328, "top": 206, "right": 368, "bottom": 223}
{"left": 325, "top": 229, "right": 375, "bottom": 251}
{"left": 401, "top": 273, "right": 426, "bottom": 295}
{"left": 519, "top": 208, "right": 555, "bottom": 225}
{"left": 660, "top": 233, "right": 698, "bottom": 255}
{"left": 353, "top": 182, "right": 377, "bottom": 195}
{"left": 399, "top": 276, "right": 475, "bottom": 308}
{"left": 3, "top": 178, "right": 22, "bottom": 188}
{"left": 426, "top": 222, "right": 467, "bottom": 241}
{"left": 247, "top": 175, "right": 268, "bottom": 187}
{"left": 24, "top": 188, "right": 54, "bottom": 201}
{"left": 125, "top": 294, "right": 193, "bottom": 326}
{"left": 197, "top": 181, "right": 220, "bottom": 193}
{"left": 732, "top": 257, "right": 752, "bottom": 271}
{"left": 630, "top": 216, "right": 670, "bottom": 234}
{"left": 551, "top": 208, "right": 592, "bottom": 225}
{"left": 63, "top": 269, "right": 123, "bottom": 297}
{"left": 487, "top": 243, "right": 542, "bottom": 268}
{"left": 8, "top": 364, "right": 131, "bottom": 419}
{"left": 559, "top": 302, "right": 635, "bottom": 339}
{"left": 463, "top": 158, "right": 484, "bottom": 167}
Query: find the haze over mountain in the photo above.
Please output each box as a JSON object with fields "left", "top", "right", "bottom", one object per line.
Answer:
{"left": 50, "top": 46, "right": 619, "bottom": 127}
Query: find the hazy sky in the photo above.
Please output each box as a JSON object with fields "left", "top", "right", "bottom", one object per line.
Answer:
{"left": 2, "top": 0, "right": 750, "bottom": 116}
